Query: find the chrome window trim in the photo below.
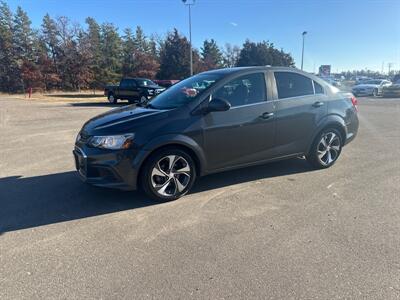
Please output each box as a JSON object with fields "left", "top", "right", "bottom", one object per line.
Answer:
{"left": 229, "top": 100, "right": 269, "bottom": 110}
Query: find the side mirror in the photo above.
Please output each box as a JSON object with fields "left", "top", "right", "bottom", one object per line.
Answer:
{"left": 207, "top": 97, "right": 231, "bottom": 113}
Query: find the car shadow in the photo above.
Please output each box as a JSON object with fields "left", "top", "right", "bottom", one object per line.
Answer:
{"left": 50, "top": 94, "right": 104, "bottom": 99}
{"left": 68, "top": 102, "right": 128, "bottom": 107}
{"left": 0, "top": 158, "right": 313, "bottom": 234}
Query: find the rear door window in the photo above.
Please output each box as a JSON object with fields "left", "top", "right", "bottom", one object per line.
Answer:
{"left": 274, "top": 72, "right": 314, "bottom": 99}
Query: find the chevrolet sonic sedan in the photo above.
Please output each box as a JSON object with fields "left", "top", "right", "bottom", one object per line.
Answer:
{"left": 74, "top": 66, "right": 359, "bottom": 201}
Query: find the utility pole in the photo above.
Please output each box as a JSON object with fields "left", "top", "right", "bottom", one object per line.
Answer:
{"left": 182, "top": 0, "right": 195, "bottom": 76}
{"left": 388, "top": 62, "right": 394, "bottom": 75}
{"left": 301, "top": 31, "right": 307, "bottom": 71}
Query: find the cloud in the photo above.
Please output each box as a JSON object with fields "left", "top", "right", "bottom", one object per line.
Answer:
{"left": 229, "top": 22, "right": 238, "bottom": 27}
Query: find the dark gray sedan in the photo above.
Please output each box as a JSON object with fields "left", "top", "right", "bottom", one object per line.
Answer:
{"left": 74, "top": 66, "right": 359, "bottom": 201}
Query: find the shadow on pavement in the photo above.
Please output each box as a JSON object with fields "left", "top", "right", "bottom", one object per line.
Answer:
{"left": 50, "top": 94, "right": 104, "bottom": 99}
{"left": 68, "top": 102, "right": 127, "bottom": 107}
{"left": 0, "top": 158, "right": 313, "bottom": 233}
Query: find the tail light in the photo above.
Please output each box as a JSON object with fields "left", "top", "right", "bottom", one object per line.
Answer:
{"left": 350, "top": 96, "right": 358, "bottom": 112}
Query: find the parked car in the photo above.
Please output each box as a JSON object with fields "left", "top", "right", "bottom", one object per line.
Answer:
{"left": 74, "top": 66, "right": 359, "bottom": 201}
{"left": 382, "top": 80, "right": 400, "bottom": 97}
{"left": 320, "top": 76, "right": 342, "bottom": 87}
{"left": 352, "top": 79, "right": 392, "bottom": 97}
{"left": 153, "top": 79, "right": 180, "bottom": 88}
{"left": 104, "top": 78, "right": 165, "bottom": 104}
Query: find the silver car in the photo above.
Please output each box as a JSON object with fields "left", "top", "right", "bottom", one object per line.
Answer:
{"left": 352, "top": 79, "right": 391, "bottom": 97}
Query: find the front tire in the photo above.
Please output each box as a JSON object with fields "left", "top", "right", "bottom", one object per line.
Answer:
{"left": 372, "top": 88, "right": 378, "bottom": 97}
{"left": 140, "top": 148, "right": 197, "bottom": 201}
{"left": 108, "top": 93, "right": 117, "bottom": 104}
{"left": 306, "top": 128, "right": 343, "bottom": 169}
{"left": 139, "top": 95, "right": 148, "bottom": 104}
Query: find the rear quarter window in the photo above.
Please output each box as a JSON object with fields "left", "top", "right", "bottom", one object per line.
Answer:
{"left": 314, "top": 81, "right": 325, "bottom": 94}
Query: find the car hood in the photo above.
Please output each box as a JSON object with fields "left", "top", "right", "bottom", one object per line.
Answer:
{"left": 81, "top": 105, "right": 168, "bottom": 135}
{"left": 141, "top": 84, "right": 164, "bottom": 90}
{"left": 353, "top": 84, "right": 378, "bottom": 89}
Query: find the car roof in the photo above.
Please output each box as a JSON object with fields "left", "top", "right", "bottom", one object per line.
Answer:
{"left": 201, "top": 66, "right": 301, "bottom": 74}
{"left": 200, "top": 66, "right": 310, "bottom": 76}
{"left": 200, "top": 66, "right": 327, "bottom": 85}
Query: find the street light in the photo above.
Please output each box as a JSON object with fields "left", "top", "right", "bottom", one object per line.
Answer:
{"left": 301, "top": 31, "right": 307, "bottom": 71}
{"left": 182, "top": 0, "right": 195, "bottom": 76}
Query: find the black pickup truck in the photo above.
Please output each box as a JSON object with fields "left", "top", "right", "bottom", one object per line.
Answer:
{"left": 104, "top": 78, "right": 165, "bottom": 104}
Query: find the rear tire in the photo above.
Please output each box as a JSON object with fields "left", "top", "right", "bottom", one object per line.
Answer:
{"left": 373, "top": 88, "right": 378, "bottom": 97}
{"left": 140, "top": 148, "right": 197, "bottom": 201}
{"left": 306, "top": 128, "right": 343, "bottom": 169}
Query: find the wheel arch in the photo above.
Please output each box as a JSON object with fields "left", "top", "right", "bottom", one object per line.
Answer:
{"left": 136, "top": 135, "right": 206, "bottom": 188}
{"left": 307, "top": 115, "right": 347, "bottom": 154}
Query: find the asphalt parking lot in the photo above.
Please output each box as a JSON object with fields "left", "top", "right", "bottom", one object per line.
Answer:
{"left": 1, "top": 96, "right": 399, "bottom": 299}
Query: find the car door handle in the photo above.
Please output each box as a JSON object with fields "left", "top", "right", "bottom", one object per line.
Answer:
{"left": 260, "top": 112, "right": 274, "bottom": 119}
{"left": 312, "top": 101, "right": 324, "bottom": 108}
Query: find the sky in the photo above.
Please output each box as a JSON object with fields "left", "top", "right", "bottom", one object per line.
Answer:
{"left": 6, "top": 0, "right": 400, "bottom": 73}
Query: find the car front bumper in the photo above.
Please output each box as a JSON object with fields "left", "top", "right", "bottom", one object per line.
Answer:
{"left": 73, "top": 145, "right": 148, "bottom": 191}
{"left": 382, "top": 90, "right": 400, "bottom": 97}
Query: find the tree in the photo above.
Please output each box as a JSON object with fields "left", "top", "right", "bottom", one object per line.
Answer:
{"left": 237, "top": 40, "right": 294, "bottom": 67}
{"left": 0, "top": 1, "right": 20, "bottom": 92}
{"left": 133, "top": 26, "right": 148, "bottom": 53}
{"left": 121, "top": 27, "right": 135, "bottom": 76}
{"left": 84, "top": 17, "right": 102, "bottom": 89}
{"left": 99, "top": 22, "right": 122, "bottom": 84}
{"left": 121, "top": 27, "right": 159, "bottom": 78}
{"left": 13, "top": 6, "right": 35, "bottom": 61}
{"left": 36, "top": 38, "right": 60, "bottom": 90}
{"left": 41, "top": 14, "right": 59, "bottom": 73}
{"left": 13, "top": 6, "right": 39, "bottom": 90}
{"left": 222, "top": 43, "right": 240, "bottom": 68}
{"left": 157, "top": 29, "right": 191, "bottom": 79}
{"left": 201, "top": 39, "right": 223, "bottom": 70}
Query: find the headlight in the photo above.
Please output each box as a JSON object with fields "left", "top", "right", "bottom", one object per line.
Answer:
{"left": 88, "top": 134, "right": 134, "bottom": 150}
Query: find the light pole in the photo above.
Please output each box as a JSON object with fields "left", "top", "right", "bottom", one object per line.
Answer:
{"left": 301, "top": 31, "right": 307, "bottom": 71}
{"left": 182, "top": 0, "right": 195, "bottom": 76}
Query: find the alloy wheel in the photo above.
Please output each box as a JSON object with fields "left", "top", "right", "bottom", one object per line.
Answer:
{"left": 150, "top": 155, "right": 191, "bottom": 197}
{"left": 317, "top": 132, "right": 341, "bottom": 166}
{"left": 108, "top": 94, "right": 115, "bottom": 103}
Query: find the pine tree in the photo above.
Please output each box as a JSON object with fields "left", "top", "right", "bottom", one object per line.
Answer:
{"left": 0, "top": 1, "right": 20, "bottom": 92}
{"left": 201, "top": 39, "right": 223, "bottom": 70}
{"left": 133, "top": 26, "right": 148, "bottom": 53}
{"left": 85, "top": 17, "right": 102, "bottom": 89}
{"left": 121, "top": 27, "right": 136, "bottom": 76}
{"left": 41, "top": 14, "right": 60, "bottom": 81}
{"left": 236, "top": 39, "right": 294, "bottom": 67}
{"left": 99, "top": 22, "right": 122, "bottom": 84}
{"left": 157, "top": 29, "right": 191, "bottom": 79}
{"left": 13, "top": 6, "right": 38, "bottom": 90}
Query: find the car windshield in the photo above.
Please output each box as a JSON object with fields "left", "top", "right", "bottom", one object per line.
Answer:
{"left": 365, "top": 80, "right": 382, "bottom": 85}
{"left": 147, "top": 73, "right": 222, "bottom": 109}
{"left": 136, "top": 79, "right": 156, "bottom": 87}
